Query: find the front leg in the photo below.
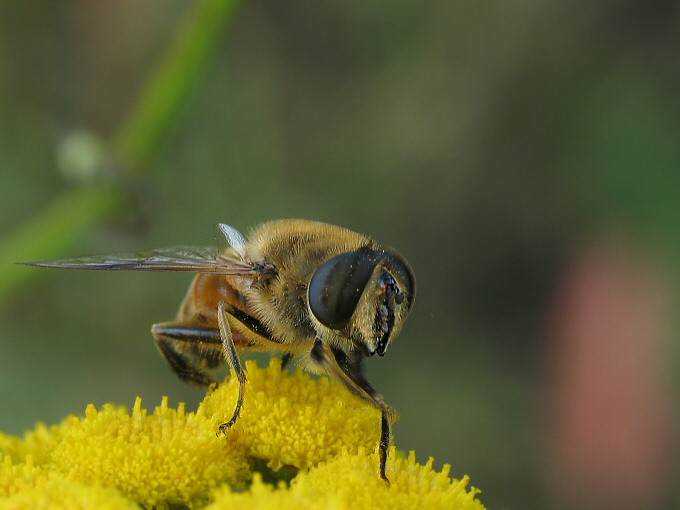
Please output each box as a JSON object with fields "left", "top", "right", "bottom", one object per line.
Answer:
{"left": 310, "top": 339, "right": 392, "bottom": 483}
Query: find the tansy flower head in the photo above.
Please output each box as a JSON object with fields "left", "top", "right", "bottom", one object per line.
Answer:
{"left": 48, "top": 397, "right": 250, "bottom": 508}
{"left": 0, "top": 422, "right": 68, "bottom": 465}
{"left": 1, "top": 476, "right": 139, "bottom": 510}
{"left": 1, "top": 359, "right": 485, "bottom": 509}
{"left": 206, "top": 449, "right": 484, "bottom": 510}
{"left": 1, "top": 456, "right": 48, "bottom": 498}
{"left": 199, "top": 359, "right": 383, "bottom": 471}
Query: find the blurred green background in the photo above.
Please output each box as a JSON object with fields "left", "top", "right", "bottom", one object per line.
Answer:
{"left": 1, "top": 1, "right": 679, "bottom": 509}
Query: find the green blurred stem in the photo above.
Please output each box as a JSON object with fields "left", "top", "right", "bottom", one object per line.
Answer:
{"left": 0, "top": 187, "right": 121, "bottom": 303}
{"left": 115, "top": 0, "right": 240, "bottom": 169}
{"left": 1, "top": 0, "right": 240, "bottom": 304}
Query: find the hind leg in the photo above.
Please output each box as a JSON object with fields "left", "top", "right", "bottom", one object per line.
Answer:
{"left": 151, "top": 322, "right": 223, "bottom": 388}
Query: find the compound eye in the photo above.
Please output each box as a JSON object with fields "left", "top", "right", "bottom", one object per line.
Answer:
{"left": 308, "top": 248, "right": 378, "bottom": 330}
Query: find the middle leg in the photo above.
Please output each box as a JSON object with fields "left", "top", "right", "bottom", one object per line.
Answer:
{"left": 217, "top": 301, "right": 247, "bottom": 433}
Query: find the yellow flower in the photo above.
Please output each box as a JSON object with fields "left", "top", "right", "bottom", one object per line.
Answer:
{"left": 0, "top": 422, "right": 68, "bottom": 465}
{"left": 207, "top": 449, "right": 484, "bottom": 510}
{"left": 1, "top": 456, "right": 48, "bottom": 498}
{"left": 1, "top": 360, "right": 485, "bottom": 509}
{"left": 1, "top": 476, "right": 138, "bottom": 510}
{"left": 199, "top": 359, "right": 382, "bottom": 471}
{"left": 294, "top": 449, "right": 484, "bottom": 510}
{"left": 49, "top": 397, "right": 250, "bottom": 508}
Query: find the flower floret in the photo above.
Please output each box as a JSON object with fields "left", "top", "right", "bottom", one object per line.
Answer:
{"left": 1, "top": 476, "right": 139, "bottom": 510}
{"left": 206, "top": 449, "right": 485, "bottom": 510}
{"left": 49, "top": 396, "right": 250, "bottom": 508}
{"left": 199, "top": 359, "right": 382, "bottom": 471}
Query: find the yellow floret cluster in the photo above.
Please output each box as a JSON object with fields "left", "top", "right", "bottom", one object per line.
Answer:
{"left": 1, "top": 360, "right": 485, "bottom": 509}
{"left": 199, "top": 359, "right": 383, "bottom": 471}
{"left": 208, "top": 451, "right": 484, "bottom": 510}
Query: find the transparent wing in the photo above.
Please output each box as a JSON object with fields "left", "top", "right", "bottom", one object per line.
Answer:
{"left": 20, "top": 246, "right": 259, "bottom": 274}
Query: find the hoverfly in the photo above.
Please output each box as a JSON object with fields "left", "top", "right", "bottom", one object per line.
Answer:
{"left": 24, "top": 219, "right": 416, "bottom": 481}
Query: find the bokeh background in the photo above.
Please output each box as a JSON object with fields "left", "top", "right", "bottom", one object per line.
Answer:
{"left": 1, "top": 1, "right": 679, "bottom": 509}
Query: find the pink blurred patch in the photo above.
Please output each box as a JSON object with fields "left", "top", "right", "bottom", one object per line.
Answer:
{"left": 544, "top": 239, "right": 676, "bottom": 509}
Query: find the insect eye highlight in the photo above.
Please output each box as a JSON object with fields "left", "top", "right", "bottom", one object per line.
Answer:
{"left": 308, "top": 248, "right": 377, "bottom": 331}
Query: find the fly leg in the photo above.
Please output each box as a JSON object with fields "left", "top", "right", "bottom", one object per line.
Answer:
{"left": 155, "top": 304, "right": 255, "bottom": 435}
{"left": 217, "top": 301, "right": 247, "bottom": 434}
{"left": 310, "top": 339, "right": 393, "bottom": 483}
{"left": 151, "top": 322, "right": 223, "bottom": 388}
